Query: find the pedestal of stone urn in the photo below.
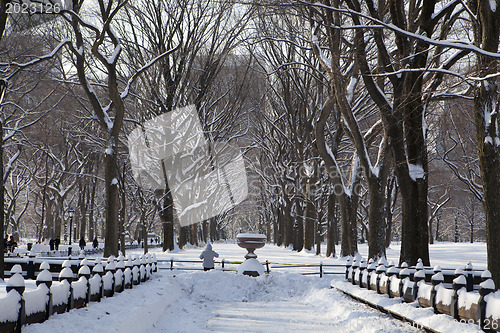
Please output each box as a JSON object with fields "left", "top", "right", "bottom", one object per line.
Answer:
{"left": 236, "top": 233, "right": 266, "bottom": 276}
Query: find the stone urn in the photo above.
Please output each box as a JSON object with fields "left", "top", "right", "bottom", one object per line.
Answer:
{"left": 236, "top": 233, "right": 266, "bottom": 276}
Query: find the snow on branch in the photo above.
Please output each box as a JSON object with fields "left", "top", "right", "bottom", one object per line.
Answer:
{"left": 304, "top": 1, "right": 500, "bottom": 59}
{"left": 121, "top": 45, "right": 179, "bottom": 99}
{"left": 4, "top": 40, "right": 71, "bottom": 79}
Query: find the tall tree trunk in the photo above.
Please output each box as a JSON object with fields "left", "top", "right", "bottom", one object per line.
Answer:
{"left": 294, "top": 197, "right": 304, "bottom": 252}
{"left": 473, "top": 0, "right": 500, "bottom": 286}
{"left": 104, "top": 149, "right": 119, "bottom": 257}
{"left": 385, "top": 176, "right": 397, "bottom": 248}
{"left": 142, "top": 221, "right": 148, "bottom": 254}
{"left": 119, "top": 182, "right": 126, "bottom": 255}
{"left": 159, "top": 185, "right": 174, "bottom": 252}
{"left": 55, "top": 213, "right": 62, "bottom": 241}
{"left": 284, "top": 201, "right": 293, "bottom": 247}
{"left": 276, "top": 208, "right": 283, "bottom": 246}
{"left": 88, "top": 178, "right": 96, "bottom": 241}
{"left": 367, "top": 175, "right": 387, "bottom": 260}
{"left": 326, "top": 193, "right": 336, "bottom": 257}
{"left": 304, "top": 179, "right": 316, "bottom": 251}
{"left": 315, "top": 220, "right": 321, "bottom": 255}
{"left": 178, "top": 226, "right": 188, "bottom": 249}
{"left": 339, "top": 192, "right": 358, "bottom": 257}
{"left": 435, "top": 214, "right": 440, "bottom": 242}
{"left": 79, "top": 182, "right": 87, "bottom": 241}
{"left": 398, "top": 177, "right": 429, "bottom": 265}
{"left": 202, "top": 220, "right": 208, "bottom": 243}
{"left": 191, "top": 224, "right": 198, "bottom": 246}
{"left": 0, "top": 124, "right": 4, "bottom": 279}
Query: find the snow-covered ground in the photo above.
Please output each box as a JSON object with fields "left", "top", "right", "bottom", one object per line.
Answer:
{"left": 21, "top": 242, "right": 487, "bottom": 332}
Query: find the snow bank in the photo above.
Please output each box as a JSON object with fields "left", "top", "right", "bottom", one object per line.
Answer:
{"left": 0, "top": 291, "right": 21, "bottom": 323}
{"left": 51, "top": 281, "right": 70, "bottom": 306}
{"left": 485, "top": 291, "right": 500, "bottom": 320}
{"left": 24, "top": 285, "right": 49, "bottom": 316}
{"left": 417, "top": 282, "right": 433, "bottom": 300}
{"left": 458, "top": 289, "right": 481, "bottom": 310}
{"left": 435, "top": 284, "right": 454, "bottom": 306}
{"left": 72, "top": 278, "right": 87, "bottom": 300}
{"left": 116, "top": 270, "right": 124, "bottom": 285}
{"left": 390, "top": 277, "right": 401, "bottom": 294}
{"left": 89, "top": 275, "right": 101, "bottom": 295}
{"left": 124, "top": 268, "right": 132, "bottom": 285}
{"left": 103, "top": 272, "right": 113, "bottom": 290}
{"left": 331, "top": 279, "right": 482, "bottom": 332}
{"left": 236, "top": 258, "right": 265, "bottom": 275}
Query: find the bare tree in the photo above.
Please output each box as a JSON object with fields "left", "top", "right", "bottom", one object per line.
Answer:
{"left": 59, "top": 0, "right": 177, "bottom": 256}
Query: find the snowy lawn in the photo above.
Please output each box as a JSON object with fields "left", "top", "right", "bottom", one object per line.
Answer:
{"left": 146, "top": 241, "right": 487, "bottom": 270}
{"left": 21, "top": 242, "right": 487, "bottom": 332}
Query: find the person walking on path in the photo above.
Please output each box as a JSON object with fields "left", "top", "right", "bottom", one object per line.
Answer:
{"left": 49, "top": 238, "right": 55, "bottom": 251}
{"left": 54, "top": 236, "right": 60, "bottom": 251}
{"left": 200, "top": 243, "right": 219, "bottom": 271}
{"left": 79, "top": 237, "right": 86, "bottom": 251}
{"left": 93, "top": 237, "right": 98, "bottom": 249}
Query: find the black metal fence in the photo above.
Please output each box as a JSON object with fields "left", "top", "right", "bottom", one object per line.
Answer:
{"left": 158, "top": 259, "right": 346, "bottom": 277}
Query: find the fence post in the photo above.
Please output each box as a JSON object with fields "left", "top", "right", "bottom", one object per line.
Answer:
{"left": 37, "top": 263, "right": 53, "bottom": 319}
{"left": 320, "top": 262, "right": 323, "bottom": 278}
{"left": 7, "top": 268, "right": 25, "bottom": 333}
{"left": 59, "top": 266, "right": 74, "bottom": 312}
{"left": 478, "top": 276, "right": 495, "bottom": 331}
{"left": 27, "top": 255, "right": 36, "bottom": 280}
{"left": 170, "top": 258, "right": 174, "bottom": 271}
{"left": 465, "top": 261, "right": 474, "bottom": 292}
{"left": 221, "top": 259, "right": 225, "bottom": 271}
{"left": 266, "top": 260, "right": 270, "bottom": 274}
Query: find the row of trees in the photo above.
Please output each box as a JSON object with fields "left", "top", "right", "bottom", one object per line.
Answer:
{"left": 248, "top": 0, "right": 500, "bottom": 286}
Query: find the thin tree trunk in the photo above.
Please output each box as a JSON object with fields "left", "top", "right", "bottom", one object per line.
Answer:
{"left": 304, "top": 179, "right": 316, "bottom": 251}
{"left": 384, "top": 176, "right": 397, "bottom": 248}
{"left": 142, "top": 221, "right": 148, "bottom": 254}
{"left": 88, "top": 178, "right": 96, "bottom": 241}
{"left": 294, "top": 197, "right": 304, "bottom": 252}
{"left": 284, "top": 201, "right": 293, "bottom": 247}
{"left": 435, "top": 215, "right": 440, "bottom": 242}
{"left": 120, "top": 181, "right": 126, "bottom": 255}
{"left": 326, "top": 193, "right": 336, "bottom": 257}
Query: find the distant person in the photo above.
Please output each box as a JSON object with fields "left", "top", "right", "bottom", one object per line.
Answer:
{"left": 6, "top": 236, "right": 17, "bottom": 252}
{"left": 93, "top": 237, "right": 98, "bottom": 249}
{"left": 79, "top": 237, "right": 86, "bottom": 250}
{"left": 49, "top": 238, "right": 55, "bottom": 251}
{"left": 200, "top": 243, "right": 219, "bottom": 271}
{"left": 3, "top": 236, "right": 8, "bottom": 253}
{"left": 54, "top": 236, "right": 60, "bottom": 250}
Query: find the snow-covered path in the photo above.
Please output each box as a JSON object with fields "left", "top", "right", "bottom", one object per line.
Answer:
{"left": 153, "top": 271, "right": 418, "bottom": 332}
{"left": 24, "top": 270, "right": 417, "bottom": 333}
